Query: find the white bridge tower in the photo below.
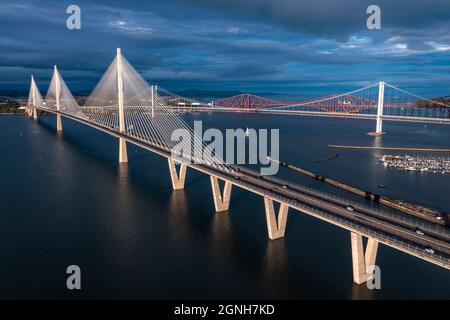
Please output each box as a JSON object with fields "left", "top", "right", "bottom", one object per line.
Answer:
{"left": 117, "top": 48, "right": 128, "bottom": 163}
{"left": 369, "top": 81, "right": 385, "bottom": 136}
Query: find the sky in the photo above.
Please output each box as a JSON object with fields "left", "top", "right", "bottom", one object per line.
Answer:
{"left": 1, "top": 0, "right": 450, "bottom": 98}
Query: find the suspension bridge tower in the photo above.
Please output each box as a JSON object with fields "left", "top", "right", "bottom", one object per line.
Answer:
{"left": 368, "top": 81, "right": 385, "bottom": 136}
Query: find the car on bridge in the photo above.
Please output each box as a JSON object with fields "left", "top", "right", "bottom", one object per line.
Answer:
{"left": 415, "top": 228, "right": 425, "bottom": 236}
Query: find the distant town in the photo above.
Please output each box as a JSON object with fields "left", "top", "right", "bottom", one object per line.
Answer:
{"left": 0, "top": 97, "right": 22, "bottom": 114}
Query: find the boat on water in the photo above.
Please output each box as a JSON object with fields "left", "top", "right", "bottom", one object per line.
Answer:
{"left": 316, "top": 153, "right": 340, "bottom": 163}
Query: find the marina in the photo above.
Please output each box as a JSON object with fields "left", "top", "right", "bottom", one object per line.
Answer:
{"left": 379, "top": 155, "right": 450, "bottom": 174}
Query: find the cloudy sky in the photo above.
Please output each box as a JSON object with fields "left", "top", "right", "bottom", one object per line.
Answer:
{"left": 1, "top": 0, "right": 450, "bottom": 97}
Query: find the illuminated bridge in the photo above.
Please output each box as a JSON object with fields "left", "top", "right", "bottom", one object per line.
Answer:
{"left": 25, "top": 49, "right": 450, "bottom": 285}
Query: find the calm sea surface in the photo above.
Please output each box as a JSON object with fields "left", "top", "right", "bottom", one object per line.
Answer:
{"left": 0, "top": 113, "right": 449, "bottom": 299}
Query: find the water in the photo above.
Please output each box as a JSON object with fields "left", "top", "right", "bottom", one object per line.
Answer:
{"left": 0, "top": 114, "right": 449, "bottom": 299}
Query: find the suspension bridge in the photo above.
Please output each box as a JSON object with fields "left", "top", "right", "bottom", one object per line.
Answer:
{"left": 24, "top": 49, "right": 450, "bottom": 285}
{"left": 187, "top": 83, "right": 450, "bottom": 135}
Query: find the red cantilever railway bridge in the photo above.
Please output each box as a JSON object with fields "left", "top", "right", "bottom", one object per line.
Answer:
{"left": 213, "top": 92, "right": 450, "bottom": 115}
{"left": 212, "top": 93, "right": 379, "bottom": 113}
{"left": 206, "top": 84, "right": 450, "bottom": 134}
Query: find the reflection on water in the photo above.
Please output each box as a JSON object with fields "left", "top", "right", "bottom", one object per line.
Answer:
{"left": 372, "top": 136, "right": 382, "bottom": 147}
{"left": 350, "top": 283, "right": 375, "bottom": 300}
{"left": 118, "top": 162, "right": 129, "bottom": 179}
{"left": 109, "top": 162, "right": 141, "bottom": 270}
{"left": 261, "top": 239, "right": 289, "bottom": 298}
{"left": 0, "top": 115, "right": 449, "bottom": 299}
{"left": 210, "top": 211, "right": 234, "bottom": 268}
{"left": 211, "top": 212, "right": 233, "bottom": 245}
{"left": 167, "top": 190, "right": 192, "bottom": 243}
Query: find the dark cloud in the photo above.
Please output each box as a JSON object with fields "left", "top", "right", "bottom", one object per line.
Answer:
{"left": 0, "top": 0, "right": 450, "bottom": 97}
{"left": 169, "top": 0, "right": 450, "bottom": 38}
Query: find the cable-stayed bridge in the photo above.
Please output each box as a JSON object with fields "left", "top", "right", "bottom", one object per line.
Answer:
{"left": 25, "top": 49, "right": 449, "bottom": 285}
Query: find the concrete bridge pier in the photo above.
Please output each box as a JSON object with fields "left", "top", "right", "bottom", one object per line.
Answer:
{"left": 56, "top": 114, "right": 63, "bottom": 132}
{"left": 168, "top": 158, "right": 187, "bottom": 190}
{"left": 32, "top": 108, "right": 37, "bottom": 120}
{"left": 210, "top": 176, "right": 232, "bottom": 212}
{"left": 118, "top": 138, "right": 128, "bottom": 163}
{"left": 350, "top": 232, "right": 379, "bottom": 284}
{"left": 264, "top": 197, "right": 289, "bottom": 240}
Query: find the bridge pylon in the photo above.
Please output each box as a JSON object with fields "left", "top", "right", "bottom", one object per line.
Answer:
{"left": 53, "top": 65, "right": 63, "bottom": 132}
{"left": 117, "top": 48, "right": 128, "bottom": 163}
{"left": 350, "top": 232, "right": 379, "bottom": 284}
{"left": 29, "top": 75, "right": 38, "bottom": 119}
